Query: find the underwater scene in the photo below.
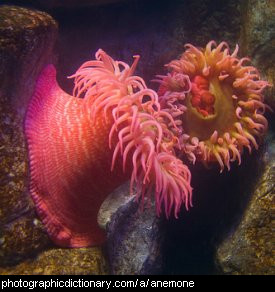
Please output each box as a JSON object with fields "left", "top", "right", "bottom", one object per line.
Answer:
{"left": 0, "top": 0, "right": 274, "bottom": 275}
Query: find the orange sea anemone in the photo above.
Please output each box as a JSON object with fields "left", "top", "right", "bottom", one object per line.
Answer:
{"left": 156, "top": 41, "right": 270, "bottom": 172}
{"left": 25, "top": 50, "right": 192, "bottom": 247}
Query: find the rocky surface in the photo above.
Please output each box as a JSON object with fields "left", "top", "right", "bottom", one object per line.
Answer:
{"left": 0, "top": 5, "right": 58, "bottom": 266}
{"left": 215, "top": 0, "right": 275, "bottom": 275}
{"left": 0, "top": 211, "right": 49, "bottom": 266}
{"left": 216, "top": 135, "right": 275, "bottom": 275}
{"left": 0, "top": 247, "right": 107, "bottom": 275}
{"left": 98, "top": 182, "right": 164, "bottom": 275}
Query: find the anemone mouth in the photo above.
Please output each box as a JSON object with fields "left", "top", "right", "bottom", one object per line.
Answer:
{"left": 183, "top": 75, "right": 238, "bottom": 141}
{"left": 189, "top": 75, "right": 216, "bottom": 118}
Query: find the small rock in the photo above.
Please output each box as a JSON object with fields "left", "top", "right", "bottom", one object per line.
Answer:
{"left": 99, "top": 182, "right": 164, "bottom": 275}
{"left": 0, "top": 211, "right": 51, "bottom": 266}
{"left": 98, "top": 181, "right": 135, "bottom": 229}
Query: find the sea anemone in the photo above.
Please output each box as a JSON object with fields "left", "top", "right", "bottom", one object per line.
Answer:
{"left": 25, "top": 50, "right": 192, "bottom": 247}
{"left": 156, "top": 41, "right": 270, "bottom": 172}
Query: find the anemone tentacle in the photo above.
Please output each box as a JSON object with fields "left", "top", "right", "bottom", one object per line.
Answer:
{"left": 71, "top": 50, "right": 193, "bottom": 218}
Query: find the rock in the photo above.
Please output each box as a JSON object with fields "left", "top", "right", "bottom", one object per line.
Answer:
{"left": 0, "top": 5, "right": 57, "bottom": 265}
{"left": 0, "top": 247, "right": 108, "bottom": 275}
{"left": 98, "top": 182, "right": 135, "bottom": 229}
{"left": 239, "top": 0, "right": 275, "bottom": 110}
{"left": 98, "top": 182, "right": 164, "bottom": 275}
{"left": 0, "top": 5, "right": 58, "bottom": 112}
{"left": 0, "top": 211, "right": 50, "bottom": 266}
{"left": 216, "top": 134, "right": 275, "bottom": 275}
{"left": 215, "top": 2, "right": 275, "bottom": 274}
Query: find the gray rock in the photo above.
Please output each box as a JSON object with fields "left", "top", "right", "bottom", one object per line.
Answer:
{"left": 99, "top": 182, "right": 164, "bottom": 275}
{"left": 98, "top": 181, "right": 135, "bottom": 230}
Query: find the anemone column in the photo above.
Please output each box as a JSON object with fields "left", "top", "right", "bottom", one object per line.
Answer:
{"left": 25, "top": 64, "right": 128, "bottom": 247}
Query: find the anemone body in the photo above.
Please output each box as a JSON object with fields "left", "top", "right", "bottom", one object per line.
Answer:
{"left": 25, "top": 65, "right": 128, "bottom": 247}
{"left": 157, "top": 41, "right": 270, "bottom": 171}
{"left": 25, "top": 50, "right": 192, "bottom": 247}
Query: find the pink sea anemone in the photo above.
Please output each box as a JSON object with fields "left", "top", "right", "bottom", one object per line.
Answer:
{"left": 72, "top": 50, "right": 193, "bottom": 218}
{"left": 25, "top": 49, "right": 192, "bottom": 247}
{"left": 156, "top": 41, "right": 270, "bottom": 172}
